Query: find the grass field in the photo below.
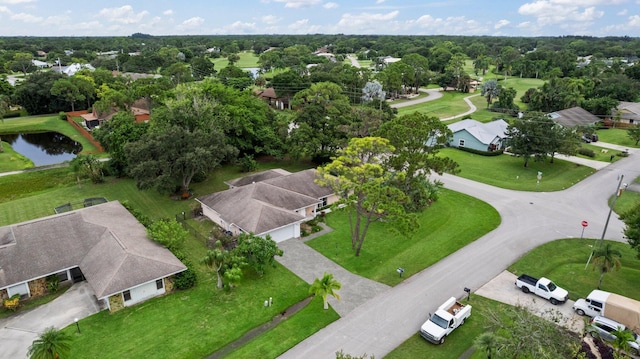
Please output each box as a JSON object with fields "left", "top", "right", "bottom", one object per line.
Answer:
{"left": 509, "top": 238, "right": 640, "bottom": 301}
{"left": 307, "top": 189, "right": 500, "bottom": 286}
{"left": 211, "top": 51, "right": 260, "bottom": 69}
{"left": 440, "top": 148, "right": 595, "bottom": 191}
{"left": 397, "top": 91, "right": 475, "bottom": 118}
{"left": 596, "top": 128, "right": 640, "bottom": 148}
{"left": 0, "top": 140, "right": 33, "bottom": 171}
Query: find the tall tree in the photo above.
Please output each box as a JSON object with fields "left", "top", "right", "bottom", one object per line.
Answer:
{"left": 27, "top": 326, "right": 73, "bottom": 359}
{"left": 628, "top": 125, "right": 640, "bottom": 146}
{"left": 289, "top": 81, "right": 354, "bottom": 163}
{"left": 505, "top": 112, "right": 556, "bottom": 167}
{"left": 126, "top": 83, "right": 237, "bottom": 194}
{"left": 10, "top": 52, "right": 35, "bottom": 76}
{"left": 480, "top": 79, "right": 499, "bottom": 107}
{"left": 147, "top": 218, "right": 188, "bottom": 252}
{"left": 201, "top": 241, "right": 246, "bottom": 290}
{"left": 12, "top": 71, "right": 66, "bottom": 115}
{"left": 92, "top": 112, "right": 148, "bottom": 177}
{"left": 316, "top": 137, "right": 416, "bottom": 256}
{"left": 50, "top": 78, "right": 84, "bottom": 112}
{"left": 190, "top": 56, "right": 216, "bottom": 80}
{"left": 375, "top": 112, "right": 458, "bottom": 212}
{"left": 592, "top": 242, "right": 622, "bottom": 289}
{"left": 309, "top": 272, "right": 341, "bottom": 310}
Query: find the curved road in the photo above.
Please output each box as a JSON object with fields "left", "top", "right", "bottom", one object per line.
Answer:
{"left": 280, "top": 147, "right": 639, "bottom": 358}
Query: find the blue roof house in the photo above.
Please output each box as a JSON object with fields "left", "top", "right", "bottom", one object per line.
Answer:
{"left": 447, "top": 119, "right": 509, "bottom": 152}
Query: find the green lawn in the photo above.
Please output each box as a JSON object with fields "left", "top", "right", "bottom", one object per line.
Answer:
{"left": 211, "top": 51, "right": 260, "bottom": 69}
{"left": 578, "top": 143, "right": 625, "bottom": 162}
{"left": 385, "top": 295, "right": 510, "bottom": 359}
{"left": 0, "top": 140, "right": 33, "bottom": 172}
{"left": 440, "top": 148, "right": 596, "bottom": 191}
{"left": 397, "top": 91, "right": 474, "bottom": 118}
{"left": 614, "top": 190, "right": 640, "bottom": 216}
{"left": 307, "top": 189, "right": 500, "bottom": 286}
{"left": 508, "top": 238, "right": 640, "bottom": 301}
{"left": 596, "top": 128, "right": 640, "bottom": 148}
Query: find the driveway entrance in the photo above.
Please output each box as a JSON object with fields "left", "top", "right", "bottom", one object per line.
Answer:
{"left": 0, "top": 281, "right": 103, "bottom": 358}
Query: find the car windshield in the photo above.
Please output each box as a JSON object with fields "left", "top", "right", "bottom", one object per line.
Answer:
{"left": 430, "top": 314, "right": 449, "bottom": 329}
{"left": 547, "top": 282, "right": 557, "bottom": 291}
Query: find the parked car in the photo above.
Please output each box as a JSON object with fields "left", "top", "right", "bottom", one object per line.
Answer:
{"left": 419, "top": 297, "right": 472, "bottom": 344}
{"left": 588, "top": 315, "right": 640, "bottom": 356}
{"left": 582, "top": 135, "right": 593, "bottom": 143}
{"left": 515, "top": 274, "right": 569, "bottom": 305}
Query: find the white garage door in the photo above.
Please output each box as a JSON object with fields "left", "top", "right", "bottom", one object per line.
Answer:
{"left": 265, "top": 224, "right": 299, "bottom": 243}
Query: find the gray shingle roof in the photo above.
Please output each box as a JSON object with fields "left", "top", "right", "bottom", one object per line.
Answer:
{"left": 549, "top": 106, "right": 601, "bottom": 128}
{"left": 0, "top": 201, "right": 186, "bottom": 299}
{"left": 617, "top": 102, "right": 640, "bottom": 121}
{"left": 198, "top": 169, "right": 333, "bottom": 235}
{"left": 448, "top": 119, "right": 509, "bottom": 145}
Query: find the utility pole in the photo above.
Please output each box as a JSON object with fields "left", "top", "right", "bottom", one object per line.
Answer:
{"left": 585, "top": 174, "right": 625, "bottom": 269}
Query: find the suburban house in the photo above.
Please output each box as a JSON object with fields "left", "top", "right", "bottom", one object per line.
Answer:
{"left": 52, "top": 63, "right": 95, "bottom": 77}
{"left": 197, "top": 169, "right": 339, "bottom": 242}
{"left": 612, "top": 101, "right": 640, "bottom": 126}
{"left": 81, "top": 99, "right": 150, "bottom": 130}
{"left": 254, "top": 87, "right": 289, "bottom": 110}
{"left": 0, "top": 201, "right": 186, "bottom": 312}
{"left": 548, "top": 106, "right": 601, "bottom": 128}
{"left": 447, "top": 119, "right": 509, "bottom": 152}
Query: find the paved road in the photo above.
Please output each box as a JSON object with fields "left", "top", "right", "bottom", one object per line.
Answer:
{"left": 390, "top": 88, "right": 443, "bottom": 109}
{"left": 279, "top": 146, "right": 639, "bottom": 358}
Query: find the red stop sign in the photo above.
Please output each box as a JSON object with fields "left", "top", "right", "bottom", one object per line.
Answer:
{"left": 581, "top": 220, "right": 588, "bottom": 227}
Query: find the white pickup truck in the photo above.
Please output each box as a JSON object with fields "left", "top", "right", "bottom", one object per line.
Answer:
{"left": 420, "top": 297, "right": 471, "bottom": 344}
{"left": 515, "top": 274, "right": 569, "bottom": 305}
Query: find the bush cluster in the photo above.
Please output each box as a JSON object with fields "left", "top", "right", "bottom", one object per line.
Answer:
{"left": 578, "top": 148, "right": 596, "bottom": 157}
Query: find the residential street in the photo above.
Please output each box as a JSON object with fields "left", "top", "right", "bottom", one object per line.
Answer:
{"left": 278, "top": 145, "right": 639, "bottom": 359}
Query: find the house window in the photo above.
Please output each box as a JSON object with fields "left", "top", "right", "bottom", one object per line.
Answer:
{"left": 317, "top": 197, "right": 328, "bottom": 209}
{"left": 123, "top": 290, "right": 131, "bottom": 301}
{"left": 57, "top": 271, "right": 69, "bottom": 282}
{"left": 458, "top": 139, "right": 465, "bottom": 147}
{"left": 156, "top": 279, "right": 164, "bottom": 290}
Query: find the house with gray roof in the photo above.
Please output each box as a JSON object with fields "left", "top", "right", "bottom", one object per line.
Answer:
{"left": 197, "top": 169, "right": 338, "bottom": 242}
{"left": 613, "top": 101, "right": 640, "bottom": 125}
{"left": 447, "top": 119, "right": 509, "bottom": 152}
{"left": 0, "top": 201, "right": 186, "bottom": 312}
{"left": 549, "top": 106, "right": 601, "bottom": 128}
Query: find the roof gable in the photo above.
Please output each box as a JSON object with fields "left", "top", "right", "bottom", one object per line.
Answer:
{"left": 0, "top": 201, "right": 186, "bottom": 298}
{"left": 448, "top": 119, "right": 509, "bottom": 145}
{"left": 549, "top": 106, "right": 601, "bottom": 128}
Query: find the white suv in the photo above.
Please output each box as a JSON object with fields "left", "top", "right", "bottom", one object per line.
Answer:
{"left": 588, "top": 316, "right": 640, "bottom": 356}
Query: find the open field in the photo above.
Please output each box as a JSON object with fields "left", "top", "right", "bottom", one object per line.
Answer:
{"left": 397, "top": 91, "right": 473, "bottom": 118}
{"left": 0, "top": 140, "right": 33, "bottom": 172}
{"left": 596, "top": 128, "right": 640, "bottom": 148}
{"left": 211, "top": 51, "right": 260, "bottom": 69}
{"left": 307, "top": 189, "right": 500, "bottom": 286}
{"left": 440, "top": 148, "right": 595, "bottom": 191}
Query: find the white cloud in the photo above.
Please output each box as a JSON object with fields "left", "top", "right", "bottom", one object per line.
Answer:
{"left": 42, "top": 15, "right": 71, "bottom": 26}
{"left": 11, "top": 12, "right": 41, "bottom": 23}
{"left": 518, "top": 1, "right": 603, "bottom": 26}
{"left": 494, "top": 19, "right": 510, "bottom": 29}
{"left": 262, "top": 15, "right": 281, "bottom": 24}
{"left": 273, "top": 0, "right": 322, "bottom": 8}
{"left": 176, "top": 16, "right": 204, "bottom": 31}
{"left": 163, "top": 9, "right": 173, "bottom": 16}
{"left": 617, "top": 9, "right": 627, "bottom": 15}
{"left": 376, "top": 0, "right": 386, "bottom": 3}
{"left": 287, "top": 18, "right": 322, "bottom": 33}
{"left": 0, "top": 0, "right": 35, "bottom": 4}
{"left": 0, "top": 5, "right": 11, "bottom": 13}
{"left": 323, "top": 2, "right": 338, "bottom": 9}
{"left": 225, "top": 20, "right": 258, "bottom": 33}
{"left": 336, "top": 10, "right": 399, "bottom": 30}
{"left": 629, "top": 15, "right": 640, "bottom": 27}
{"left": 98, "top": 5, "right": 149, "bottom": 24}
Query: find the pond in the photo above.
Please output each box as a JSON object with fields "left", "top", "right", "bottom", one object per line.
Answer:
{"left": 1, "top": 132, "right": 82, "bottom": 166}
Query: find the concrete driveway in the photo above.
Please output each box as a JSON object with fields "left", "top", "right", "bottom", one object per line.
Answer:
{"left": 0, "top": 282, "right": 102, "bottom": 358}
{"left": 475, "top": 271, "right": 585, "bottom": 333}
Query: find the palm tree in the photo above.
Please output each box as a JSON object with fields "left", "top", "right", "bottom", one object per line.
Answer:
{"left": 610, "top": 327, "right": 635, "bottom": 357}
{"left": 592, "top": 242, "right": 622, "bottom": 289}
{"left": 474, "top": 332, "right": 500, "bottom": 359}
{"left": 309, "top": 272, "right": 341, "bottom": 310}
{"left": 27, "top": 326, "right": 72, "bottom": 359}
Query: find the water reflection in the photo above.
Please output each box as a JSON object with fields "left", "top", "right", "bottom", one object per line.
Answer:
{"left": 2, "top": 132, "right": 82, "bottom": 166}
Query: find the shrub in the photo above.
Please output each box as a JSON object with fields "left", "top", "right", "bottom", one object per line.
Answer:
{"left": 58, "top": 111, "right": 67, "bottom": 121}
{"left": 238, "top": 154, "right": 258, "bottom": 173}
{"left": 458, "top": 146, "right": 504, "bottom": 156}
{"left": 46, "top": 275, "right": 60, "bottom": 293}
{"left": 3, "top": 294, "right": 20, "bottom": 311}
{"left": 578, "top": 148, "right": 596, "bottom": 158}
{"left": 172, "top": 252, "right": 197, "bottom": 290}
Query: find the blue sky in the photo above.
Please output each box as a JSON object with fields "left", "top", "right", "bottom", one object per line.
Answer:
{"left": 1, "top": 0, "right": 639, "bottom": 37}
